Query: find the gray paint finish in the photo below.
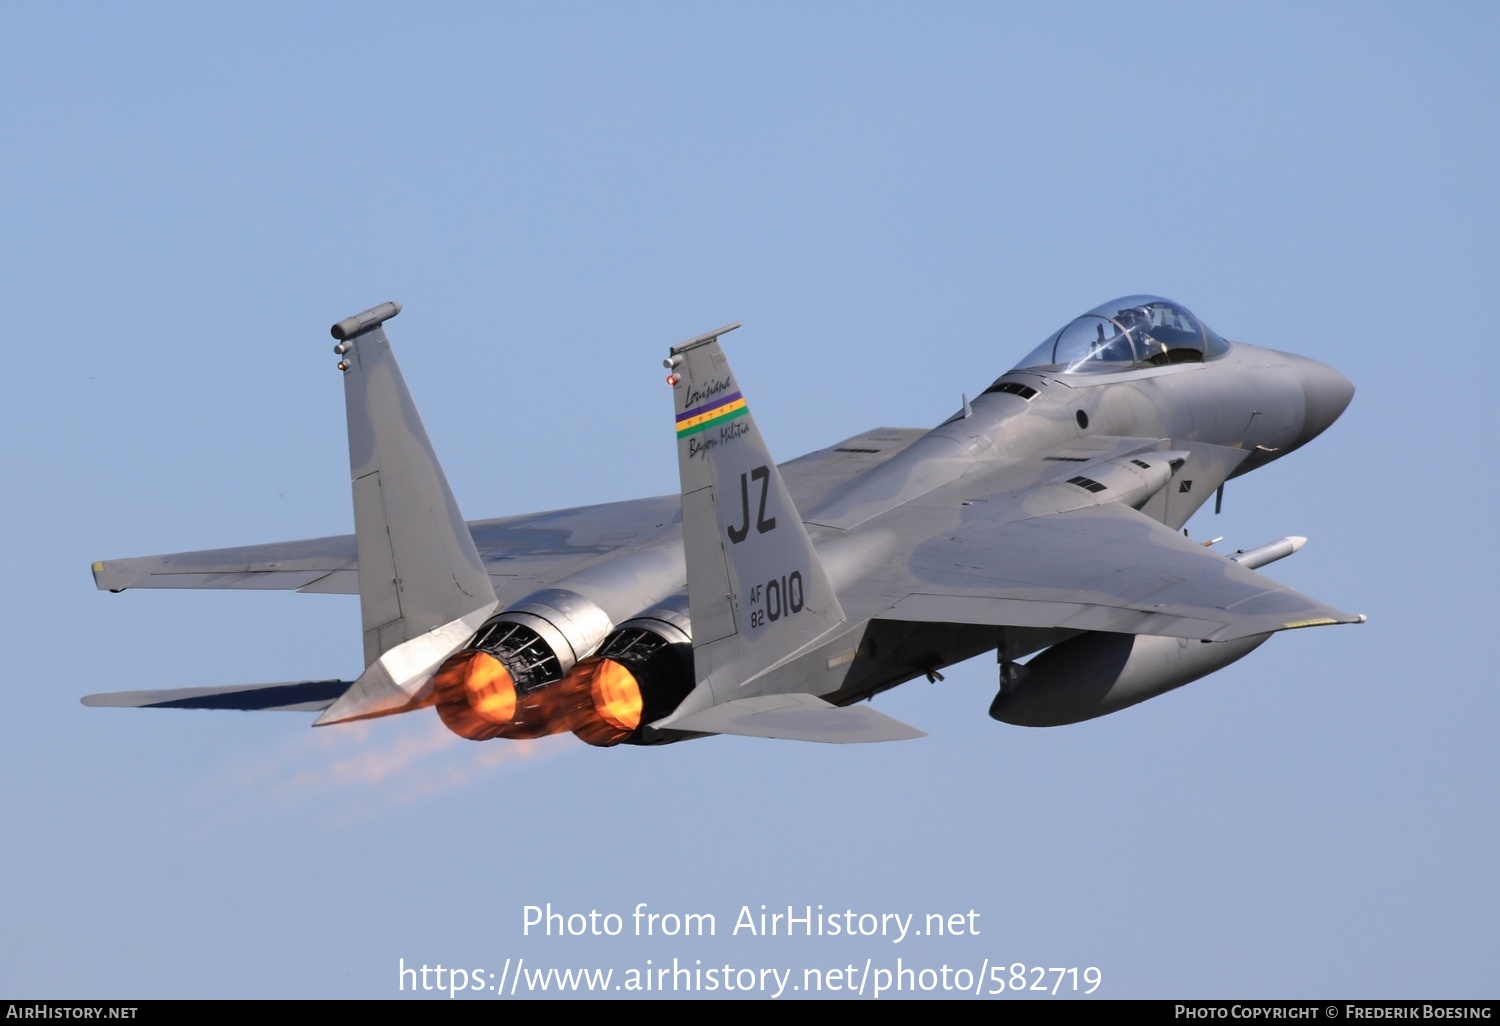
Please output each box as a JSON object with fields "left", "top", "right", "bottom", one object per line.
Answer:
{"left": 88, "top": 297, "right": 1362, "bottom": 741}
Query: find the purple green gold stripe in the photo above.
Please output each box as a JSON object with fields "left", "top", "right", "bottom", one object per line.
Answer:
{"left": 676, "top": 391, "right": 747, "bottom": 437}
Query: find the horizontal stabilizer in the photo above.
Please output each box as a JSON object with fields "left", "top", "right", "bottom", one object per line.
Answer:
{"left": 662, "top": 693, "right": 924, "bottom": 744}
{"left": 81, "top": 680, "right": 353, "bottom": 712}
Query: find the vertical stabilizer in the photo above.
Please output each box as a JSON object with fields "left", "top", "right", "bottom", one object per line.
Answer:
{"left": 667, "top": 325, "right": 845, "bottom": 702}
{"left": 315, "top": 303, "right": 498, "bottom": 725}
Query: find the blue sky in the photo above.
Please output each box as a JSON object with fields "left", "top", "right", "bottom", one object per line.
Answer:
{"left": 2, "top": 2, "right": 1494, "bottom": 999}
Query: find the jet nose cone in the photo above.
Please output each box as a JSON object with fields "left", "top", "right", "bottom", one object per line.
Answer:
{"left": 1286, "top": 353, "right": 1354, "bottom": 447}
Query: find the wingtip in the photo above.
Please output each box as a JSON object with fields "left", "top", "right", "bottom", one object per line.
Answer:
{"left": 90, "top": 560, "right": 124, "bottom": 592}
{"left": 90, "top": 559, "right": 133, "bottom": 593}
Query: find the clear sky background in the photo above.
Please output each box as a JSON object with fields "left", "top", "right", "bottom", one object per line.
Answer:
{"left": 2, "top": 2, "right": 1494, "bottom": 1000}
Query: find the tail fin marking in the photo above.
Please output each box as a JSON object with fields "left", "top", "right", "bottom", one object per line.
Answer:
{"left": 669, "top": 327, "right": 846, "bottom": 700}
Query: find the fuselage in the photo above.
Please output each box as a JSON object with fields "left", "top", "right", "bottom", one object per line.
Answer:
{"left": 432, "top": 296, "right": 1356, "bottom": 743}
{"left": 807, "top": 339, "right": 1352, "bottom": 537}
{"left": 93, "top": 297, "right": 1356, "bottom": 741}
{"left": 722, "top": 320, "right": 1353, "bottom": 717}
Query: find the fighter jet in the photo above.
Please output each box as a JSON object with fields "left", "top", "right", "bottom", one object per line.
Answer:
{"left": 87, "top": 296, "right": 1363, "bottom": 743}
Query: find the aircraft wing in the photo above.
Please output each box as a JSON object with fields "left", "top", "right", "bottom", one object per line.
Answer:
{"left": 92, "top": 532, "right": 360, "bottom": 594}
{"left": 90, "top": 428, "right": 926, "bottom": 605}
{"left": 879, "top": 500, "right": 1362, "bottom": 642}
{"left": 91, "top": 497, "right": 683, "bottom": 608}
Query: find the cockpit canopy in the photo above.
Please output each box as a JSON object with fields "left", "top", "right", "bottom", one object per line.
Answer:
{"left": 1010, "top": 296, "right": 1230, "bottom": 375}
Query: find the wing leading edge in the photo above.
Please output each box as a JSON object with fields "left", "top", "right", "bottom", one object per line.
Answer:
{"left": 882, "top": 500, "right": 1362, "bottom": 642}
{"left": 90, "top": 435, "right": 928, "bottom": 602}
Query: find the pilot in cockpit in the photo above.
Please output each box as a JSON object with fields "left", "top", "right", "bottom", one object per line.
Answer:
{"left": 1116, "top": 305, "right": 1169, "bottom": 365}
{"left": 1093, "top": 317, "right": 1135, "bottom": 365}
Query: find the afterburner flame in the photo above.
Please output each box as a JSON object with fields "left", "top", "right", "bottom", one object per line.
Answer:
{"left": 589, "top": 658, "right": 644, "bottom": 732}
{"left": 550, "top": 656, "right": 643, "bottom": 747}
{"left": 433, "top": 647, "right": 652, "bottom": 745}
{"left": 463, "top": 652, "right": 517, "bottom": 723}
{"left": 432, "top": 650, "right": 519, "bottom": 741}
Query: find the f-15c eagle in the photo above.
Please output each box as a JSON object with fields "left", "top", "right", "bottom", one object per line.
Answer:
{"left": 88, "top": 297, "right": 1363, "bottom": 744}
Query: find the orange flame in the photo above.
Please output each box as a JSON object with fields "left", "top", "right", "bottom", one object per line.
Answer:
{"left": 589, "top": 658, "right": 643, "bottom": 732}
{"left": 551, "top": 656, "right": 642, "bottom": 747}
{"left": 432, "top": 648, "right": 647, "bottom": 746}
{"left": 432, "top": 650, "right": 518, "bottom": 741}
{"left": 464, "top": 652, "right": 517, "bottom": 724}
